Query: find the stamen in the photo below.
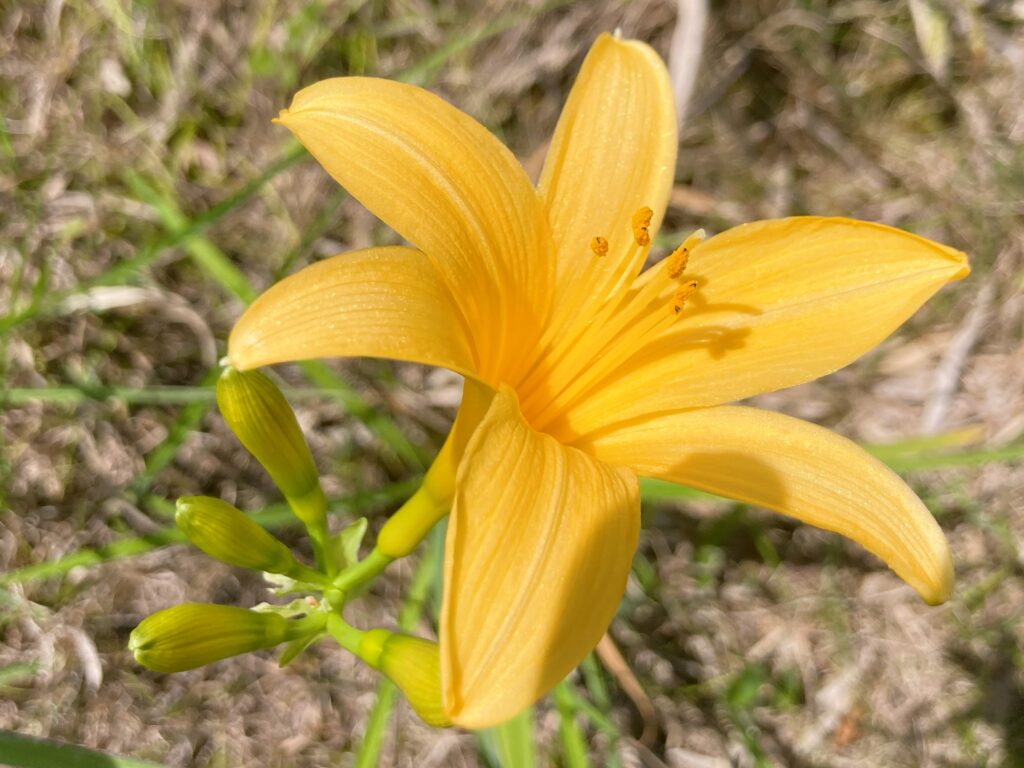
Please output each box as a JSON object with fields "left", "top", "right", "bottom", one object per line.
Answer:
{"left": 590, "top": 236, "right": 609, "bottom": 257}
{"left": 665, "top": 228, "right": 706, "bottom": 278}
{"left": 631, "top": 207, "right": 653, "bottom": 247}
{"left": 672, "top": 281, "right": 699, "bottom": 314}
{"left": 664, "top": 245, "right": 689, "bottom": 279}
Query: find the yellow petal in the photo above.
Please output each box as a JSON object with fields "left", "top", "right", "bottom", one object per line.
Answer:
{"left": 276, "top": 78, "right": 554, "bottom": 383}
{"left": 441, "top": 387, "right": 639, "bottom": 728}
{"left": 558, "top": 217, "right": 969, "bottom": 437}
{"left": 538, "top": 33, "right": 677, "bottom": 324}
{"left": 577, "top": 406, "right": 953, "bottom": 604}
{"left": 228, "top": 246, "right": 477, "bottom": 378}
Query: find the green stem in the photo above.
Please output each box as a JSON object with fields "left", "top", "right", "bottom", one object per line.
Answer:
{"left": 332, "top": 549, "right": 393, "bottom": 597}
{"left": 288, "top": 612, "right": 329, "bottom": 641}
{"left": 285, "top": 560, "right": 330, "bottom": 587}
{"left": 307, "top": 521, "right": 332, "bottom": 576}
{"left": 288, "top": 486, "right": 333, "bottom": 576}
{"left": 325, "top": 613, "right": 365, "bottom": 655}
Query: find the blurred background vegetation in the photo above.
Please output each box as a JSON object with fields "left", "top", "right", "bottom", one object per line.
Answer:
{"left": 2, "top": 0, "right": 1023, "bottom": 766}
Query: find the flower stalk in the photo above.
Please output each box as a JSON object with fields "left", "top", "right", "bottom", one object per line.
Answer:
{"left": 326, "top": 616, "right": 449, "bottom": 727}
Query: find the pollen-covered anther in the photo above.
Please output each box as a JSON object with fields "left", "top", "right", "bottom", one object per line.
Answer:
{"left": 665, "top": 245, "right": 690, "bottom": 279}
{"left": 665, "top": 228, "right": 707, "bottom": 279}
{"left": 672, "top": 281, "right": 699, "bottom": 314}
{"left": 631, "top": 207, "right": 654, "bottom": 247}
{"left": 590, "top": 236, "right": 609, "bottom": 257}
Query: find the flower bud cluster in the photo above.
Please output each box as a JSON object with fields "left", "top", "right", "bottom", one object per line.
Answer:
{"left": 131, "top": 366, "right": 448, "bottom": 727}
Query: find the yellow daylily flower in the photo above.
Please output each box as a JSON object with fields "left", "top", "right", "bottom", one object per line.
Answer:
{"left": 228, "top": 34, "right": 968, "bottom": 728}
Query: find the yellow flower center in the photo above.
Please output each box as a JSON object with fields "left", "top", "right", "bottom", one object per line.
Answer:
{"left": 517, "top": 208, "right": 706, "bottom": 437}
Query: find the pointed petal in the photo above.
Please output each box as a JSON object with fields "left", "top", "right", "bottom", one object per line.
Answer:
{"left": 539, "top": 33, "right": 677, "bottom": 323}
{"left": 441, "top": 387, "right": 639, "bottom": 728}
{"left": 578, "top": 406, "right": 953, "bottom": 604}
{"left": 276, "top": 78, "right": 554, "bottom": 382}
{"left": 229, "top": 246, "right": 477, "bottom": 378}
{"left": 559, "top": 217, "right": 969, "bottom": 436}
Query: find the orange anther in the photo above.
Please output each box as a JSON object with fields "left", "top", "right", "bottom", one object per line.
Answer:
{"left": 672, "top": 281, "right": 699, "bottom": 314}
{"left": 631, "top": 207, "right": 653, "bottom": 247}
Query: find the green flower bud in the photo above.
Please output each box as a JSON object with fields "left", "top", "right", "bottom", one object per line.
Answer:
{"left": 216, "top": 368, "right": 326, "bottom": 526}
{"left": 176, "top": 496, "right": 298, "bottom": 575}
{"left": 366, "top": 632, "right": 451, "bottom": 728}
{"left": 129, "top": 604, "right": 302, "bottom": 673}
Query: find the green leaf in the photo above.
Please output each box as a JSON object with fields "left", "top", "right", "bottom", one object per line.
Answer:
{"left": 278, "top": 632, "right": 322, "bottom": 668}
{"left": 332, "top": 517, "right": 368, "bottom": 569}
{"left": 0, "top": 730, "right": 165, "bottom": 768}
{"left": 553, "top": 683, "right": 590, "bottom": 768}
{"left": 477, "top": 707, "right": 537, "bottom": 768}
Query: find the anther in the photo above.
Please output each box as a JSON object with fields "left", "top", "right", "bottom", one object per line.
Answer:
{"left": 631, "top": 207, "right": 653, "bottom": 247}
{"left": 665, "top": 245, "right": 690, "bottom": 279}
{"left": 672, "top": 281, "right": 699, "bottom": 314}
{"left": 590, "top": 236, "right": 609, "bottom": 257}
{"left": 665, "top": 228, "right": 707, "bottom": 279}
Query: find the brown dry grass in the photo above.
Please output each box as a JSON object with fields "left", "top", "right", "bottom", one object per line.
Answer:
{"left": 2, "top": 1, "right": 1023, "bottom": 766}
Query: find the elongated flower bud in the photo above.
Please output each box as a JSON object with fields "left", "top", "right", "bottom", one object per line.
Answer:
{"left": 130, "top": 604, "right": 300, "bottom": 672}
{"left": 175, "top": 496, "right": 300, "bottom": 576}
{"left": 359, "top": 630, "right": 450, "bottom": 727}
{"left": 216, "top": 368, "right": 326, "bottom": 526}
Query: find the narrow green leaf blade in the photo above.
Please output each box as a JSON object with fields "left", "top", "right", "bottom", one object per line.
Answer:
{"left": 553, "top": 683, "right": 590, "bottom": 768}
{"left": 0, "top": 730, "right": 164, "bottom": 768}
{"left": 477, "top": 707, "right": 537, "bottom": 768}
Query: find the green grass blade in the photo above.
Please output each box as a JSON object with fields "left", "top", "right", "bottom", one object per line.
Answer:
{"left": 578, "top": 656, "right": 623, "bottom": 768}
{"left": 114, "top": 172, "right": 423, "bottom": 468}
{"left": 122, "top": 171, "right": 256, "bottom": 303}
{"left": 872, "top": 442, "right": 1024, "bottom": 471}
{"left": 127, "top": 369, "right": 221, "bottom": 500}
{"left": 354, "top": 683, "right": 397, "bottom": 768}
{"left": 354, "top": 526, "right": 444, "bottom": 768}
{"left": 0, "top": 529, "right": 185, "bottom": 588}
{"left": 639, "top": 477, "right": 720, "bottom": 502}
{"left": 2, "top": 377, "right": 425, "bottom": 472}
{"left": 399, "top": 0, "right": 576, "bottom": 86}
{"left": 297, "top": 360, "right": 424, "bottom": 470}
{"left": 1, "top": 479, "right": 420, "bottom": 588}
{"left": 1, "top": 384, "right": 423, "bottom": 409}
{"left": 554, "top": 685, "right": 620, "bottom": 743}
{"left": 0, "top": 142, "right": 307, "bottom": 336}
{"left": 2, "top": 386, "right": 218, "bottom": 406}
{"left": 638, "top": 435, "right": 1024, "bottom": 502}
{"left": 476, "top": 707, "right": 537, "bottom": 768}
{"left": 553, "top": 683, "right": 590, "bottom": 768}
{"left": 0, "top": 730, "right": 165, "bottom": 768}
